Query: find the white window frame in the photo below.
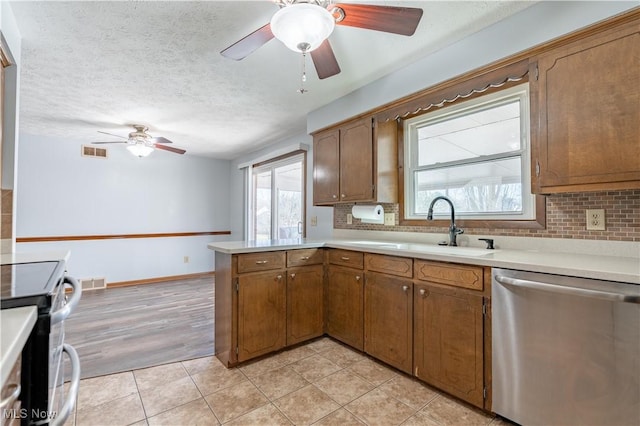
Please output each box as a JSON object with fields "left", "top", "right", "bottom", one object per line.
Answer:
{"left": 248, "top": 152, "right": 305, "bottom": 240}
{"left": 403, "top": 84, "right": 535, "bottom": 221}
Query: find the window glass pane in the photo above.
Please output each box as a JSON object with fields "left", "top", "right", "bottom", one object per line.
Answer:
{"left": 275, "top": 162, "right": 302, "bottom": 239}
{"left": 417, "top": 100, "right": 521, "bottom": 166}
{"left": 414, "top": 157, "right": 523, "bottom": 215}
{"left": 254, "top": 170, "right": 272, "bottom": 240}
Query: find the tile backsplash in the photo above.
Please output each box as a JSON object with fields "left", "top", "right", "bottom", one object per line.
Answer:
{"left": 334, "top": 190, "right": 640, "bottom": 242}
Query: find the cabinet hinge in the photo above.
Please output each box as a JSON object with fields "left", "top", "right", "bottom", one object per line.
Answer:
{"left": 372, "top": 184, "right": 375, "bottom": 197}
{"left": 235, "top": 347, "right": 239, "bottom": 355}
{"left": 234, "top": 278, "right": 239, "bottom": 293}
{"left": 535, "top": 160, "right": 540, "bottom": 177}
{"left": 482, "top": 302, "right": 487, "bottom": 316}
{"left": 483, "top": 387, "right": 487, "bottom": 399}
{"left": 534, "top": 64, "right": 539, "bottom": 81}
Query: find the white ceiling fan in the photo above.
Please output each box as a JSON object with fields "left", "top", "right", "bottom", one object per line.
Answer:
{"left": 91, "top": 125, "right": 186, "bottom": 157}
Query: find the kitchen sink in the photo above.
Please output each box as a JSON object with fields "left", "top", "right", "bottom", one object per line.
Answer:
{"left": 339, "top": 241, "right": 496, "bottom": 257}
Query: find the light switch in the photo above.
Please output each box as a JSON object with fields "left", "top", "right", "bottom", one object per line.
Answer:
{"left": 310, "top": 216, "right": 317, "bottom": 226}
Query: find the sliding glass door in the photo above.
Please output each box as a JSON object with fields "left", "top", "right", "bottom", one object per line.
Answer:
{"left": 251, "top": 153, "right": 305, "bottom": 241}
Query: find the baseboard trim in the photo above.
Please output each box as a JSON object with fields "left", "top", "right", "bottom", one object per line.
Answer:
{"left": 108, "top": 271, "right": 215, "bottom": 288}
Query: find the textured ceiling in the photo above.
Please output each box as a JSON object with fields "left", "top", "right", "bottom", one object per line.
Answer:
{"left": 9, "top": 1, "right": 535, "bottom": 159}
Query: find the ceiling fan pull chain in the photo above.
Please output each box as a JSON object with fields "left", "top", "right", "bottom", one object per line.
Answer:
{"left": 298, "top": 51, "right": 308, "bottom": 94}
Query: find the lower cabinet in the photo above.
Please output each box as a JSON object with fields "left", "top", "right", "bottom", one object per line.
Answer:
{"left": 414, "top": 281, "right": 485, "bottom": 408}
{"left": 326, "top": 265, "right": 364, "bottom": 350}
{"left": 237, "top": 271, "right": 286, "bottom": 362}
{"left": 364, "top": 272, "right": 413, "bottom": 374}
{"left": 287, "top": 265, "right": 324, "bottom": 346}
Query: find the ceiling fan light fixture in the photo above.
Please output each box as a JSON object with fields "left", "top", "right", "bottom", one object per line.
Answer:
{"left": 126, "top": 143, "right": 154, "bottom": 158}
{"left": 270, "top": 3, "right": 335, "bottom": 53}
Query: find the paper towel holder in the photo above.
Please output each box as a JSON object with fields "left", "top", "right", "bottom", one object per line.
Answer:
{"left": 352, "top": 204, "right": 384, "bottom": 224}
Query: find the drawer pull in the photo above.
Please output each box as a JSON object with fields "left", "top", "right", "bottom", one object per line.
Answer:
{"left": 341, "top": 257, "right": 350, "bottom": 261}
{"left": 419, "top": 288, "right": 427, "bottom": 297}
{"left": 290, "top": 273, "right": 296, "bottom": 279}
{"left": 300, "top": 256, "right": 310, "bottom": 261}
{"left": 255, "top": 260, "right": 268, "bottom": 265}
{"left": 276, "top": 275, "right": 283, "bottom": 280}
{"left": 402, "top": 285, "right": 409, "bottom": 292}
{"left": 355, "top": 275, "right": 361, "bottom": 281}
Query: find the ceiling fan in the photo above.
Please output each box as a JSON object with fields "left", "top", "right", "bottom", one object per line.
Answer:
{"left": 91, "top": 125, "right": 186, "bottom": 157}
{"left": 220, "top": 0, "right": 423, "bottom": 81}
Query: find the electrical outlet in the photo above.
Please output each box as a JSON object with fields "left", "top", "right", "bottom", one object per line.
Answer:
{"left": 347, "top": 214, "right": 353, "bottom": 225}
{"left": 310, "top": 216, "right": 318, "bottom": 226}
{"left": 183, "top": 256, "right": 190, "bottom": 263}
{"left": 384, "top": 213, "right": 395, "bottom": 226}
{"left": 585, "top": 209, "right": 606, "bottom": 231}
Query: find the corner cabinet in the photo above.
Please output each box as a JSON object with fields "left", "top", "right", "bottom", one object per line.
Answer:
{"left": 312, "top": 116, "right": 398, "bottom": 205}
{"left": 531, "top": 17, "right": 640, "bottom": 194}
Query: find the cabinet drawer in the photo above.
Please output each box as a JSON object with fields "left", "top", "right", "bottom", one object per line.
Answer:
{"left": 287, "top": 248, "right": 324, "bottom": 267}
{"left": 414, "top": 260, "right": 483, "bottom": 291}
{"left": 365, "top": 253, "right": 412, "bottom": 278}
{"left": 237, "top": 251, "right": 286, "bottom": 274}
{"left": 328, "top": 249, "right": 364, "bottom": 269}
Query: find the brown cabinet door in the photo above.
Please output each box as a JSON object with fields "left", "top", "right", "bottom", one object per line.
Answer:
{"left": 287, "top": 265, "right": 324, "bottom": 346}
{"left": 237, "top": 272, "right": 286, "bottom": 362}
{"left": 414, "top": 282, "right": 484, "bottom": 408}
{"left": 532, "top": 21, "right": 640, "bottom": 193}
{"left": 313, "top": 128, "right": 340, "bottom": 205}
{"left": 364, "top": 272, "right": 413, "bottom": 374}
{"left": 339, "top": 117, "right": 374, "bottom": 202}
{"left": 326, "top": 266, "right": 364, "bottom": 350}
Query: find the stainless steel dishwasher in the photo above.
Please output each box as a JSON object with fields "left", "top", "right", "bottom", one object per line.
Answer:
{"left": 492, "top": 268, "right": 640, "bottom": 426}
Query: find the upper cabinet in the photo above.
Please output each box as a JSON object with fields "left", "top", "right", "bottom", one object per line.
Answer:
{"left": 313, "top": 116, "right": 398, "bottom": 205}
{"left": 531, "top": 17, "right": 640, "bottom": 194}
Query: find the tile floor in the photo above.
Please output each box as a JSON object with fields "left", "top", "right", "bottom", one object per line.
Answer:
{"left": 65, "top": 337, "right": 511, "bottom": 426}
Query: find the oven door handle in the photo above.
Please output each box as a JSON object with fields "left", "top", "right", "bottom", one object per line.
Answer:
{"left": 50, "top": 344, "right": 80, "bottom": 426}
{"left": 51, "top": 276, "right": 82, "bottom": 325}
{"left": 495, "top": 275, "right": 640, "bottom": 304}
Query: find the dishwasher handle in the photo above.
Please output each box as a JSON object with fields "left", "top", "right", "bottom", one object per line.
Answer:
{"left": 50, "top": 344, "right": 81, "bottom": 426}
{"left": 495, "top": 275, "right": 640, "bottom": 304}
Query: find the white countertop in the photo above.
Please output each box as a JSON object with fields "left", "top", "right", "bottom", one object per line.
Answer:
{"left": 0, "top": 306, "right": 37, "bottom": 387}
{"left": 208, "top": 239, "right": 640, "bottom": 284}
{"left": 1, "top": 250, "right": 70, "bottom": 265}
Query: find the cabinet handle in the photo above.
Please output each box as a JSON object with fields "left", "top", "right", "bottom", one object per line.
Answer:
{"left": 402, "top": 285, "right": 409, "bottom": 292}
{"left": 419, "top": 288, "right": 427, "bottom": 297}
{"left": 341, "top": 257, "right": 350, "bottom": 261}
{"left": 332, "top": 194, "right": 337, "bottom": 199}
{"left": 341, "top": 194, "right": 346, "bottom": 198}
{"left": 255, "top": 260, "right": 268, "bottom": 264}
{"left": 355, "top": 276, "right": 361, "bottom": 281}
{"left": 276, "top": 275, "right": 282, "bottom": 280}
{"left": 300, "top": 256, "right": 309, "bottom": 261}
{"left": 290, "top": 273, "right": 296, "bottom": 279}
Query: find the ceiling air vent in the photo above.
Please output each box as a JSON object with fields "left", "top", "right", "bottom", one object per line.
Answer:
{"left": 81, "top": 145, "right": 108, "bottom": 158}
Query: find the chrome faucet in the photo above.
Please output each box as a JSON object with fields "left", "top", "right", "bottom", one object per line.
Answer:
{"left": 427, "top": 196, "right": 464, "bottom": 246}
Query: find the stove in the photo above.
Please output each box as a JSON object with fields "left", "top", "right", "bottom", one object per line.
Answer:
{"left": 1, "top": 261, "right": 81, "bottom": 426}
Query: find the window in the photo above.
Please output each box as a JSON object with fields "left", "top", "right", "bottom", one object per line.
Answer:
{"left": 250, "top": 152, "right": 305, "bottom": 240}
{"left": 404, "top": 84, "right": 535, "bottom": 222}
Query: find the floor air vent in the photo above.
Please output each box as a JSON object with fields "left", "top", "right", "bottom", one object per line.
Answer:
{"left": 81, "top": 145, "right": 108, "bottom": 158}
{"left": 80, "top": 277, "right": 107, "bottom": 290}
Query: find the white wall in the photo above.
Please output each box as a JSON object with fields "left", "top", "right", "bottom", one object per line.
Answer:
{"left": 308, "top": 1, "right": 638, "bottom": 132}
{"left": 229, "top": 132, "right": 334, "bottom": 241}
{"left": 16, "top": 133, "right": 232, "bottom": 282}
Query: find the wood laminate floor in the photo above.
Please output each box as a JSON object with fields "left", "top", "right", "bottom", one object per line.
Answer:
{"left": 65, "top": 276, "right": 214, "bottom": 379}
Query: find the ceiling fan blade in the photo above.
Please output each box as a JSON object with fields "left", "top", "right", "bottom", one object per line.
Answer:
{"left": 97, "top": 130, "right": 127, "bottom": 139}
{"left": 310, "top": 39, "right": 341, "bottom": 80}
{"left": 334, "top": 4, "right": 423, "bottom": 36}
{"left": 220, "top": 23, "right": 274, "bottom": 60}
{"left": 91, "top": 141, "right": 127, "bottom": 144}
{"left": 154, "top": 144, "right": 186, "bottom": 155}
{"left": 150, "top": 136, "right": 173, "bottom": 144}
